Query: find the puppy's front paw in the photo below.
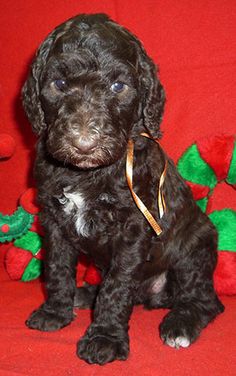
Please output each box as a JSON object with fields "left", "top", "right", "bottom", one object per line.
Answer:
{"left": 77, "top": 328, "right": 129, "bottom": 365}
{"left": 26, "top": 305, "right": 74, "bottom": 332}
{"left": 160, "top": 310, "right": 199, "bottom": 349}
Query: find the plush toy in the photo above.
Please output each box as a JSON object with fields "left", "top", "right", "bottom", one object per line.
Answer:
{"left": 0, "top": 187, "right": 44, "bottom": 281}
{"left": 5, "top": 229, "right": 44, "bottom": 281}
{"left": 0, "top": 134, "right": 44, "bottom": 281}
{"left": 177, "top": 134, "right": 236, "bottom": 295}
{"left": 0, "top": 189, "right": 37, "bottom": 243}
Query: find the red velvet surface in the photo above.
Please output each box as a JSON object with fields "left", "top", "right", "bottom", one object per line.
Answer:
{"left": 0, "top": 1, "right": 235, "bottom": 374}
{"left": 0, "top": 245, "right": 235, "bottom": 376}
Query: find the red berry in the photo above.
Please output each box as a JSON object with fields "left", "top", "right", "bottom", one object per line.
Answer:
{"left": 1, "top": 224, "right": 10, "bottom": 233}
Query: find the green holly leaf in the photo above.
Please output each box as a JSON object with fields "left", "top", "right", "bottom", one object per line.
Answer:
{"left": 14, "top": 231, "right": 42, "bottom": 255}
{"left": 227, "top": 140, "right": 236, "bottom": 185}
{"left": 21, "top": 258, "right": 43, "bottom": 281}
{"left": 209, "top": 209, "right": 236, "bottom": 252}
{"left": 196, "top": 197, "right": 208, "bottom": 212}
{"left": 177, "top": 144, "right": 217, "bottom": 189}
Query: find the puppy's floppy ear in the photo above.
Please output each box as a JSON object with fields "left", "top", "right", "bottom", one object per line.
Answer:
{"left": 22, "top": 36, "right": 54, "bottom": 135}
{"left": 138, "top": 48, "right": 165, "bottom": 139}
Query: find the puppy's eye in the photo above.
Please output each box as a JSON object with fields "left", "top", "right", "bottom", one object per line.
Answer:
{"left": 54, "top": 79, "right": 66, "bottom": 90}
{"left": 111, "top": 82, "right": 126, "bottom": 93}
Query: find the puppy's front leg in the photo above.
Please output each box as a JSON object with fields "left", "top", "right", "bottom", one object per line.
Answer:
{"left": 78, "top": 273, "right": 132, "bottom": 364}
{"left": 26, "top": 220, "right": 78, "bottom": 331}
{"left": 77, "top": 241, "right": 142, "bottom": 365}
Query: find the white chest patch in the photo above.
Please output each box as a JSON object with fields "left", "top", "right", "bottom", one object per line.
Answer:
{"left": 62, "top": 188, "right": 89, "bottom": 237}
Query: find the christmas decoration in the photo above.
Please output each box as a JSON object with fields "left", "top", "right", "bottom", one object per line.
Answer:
{"left": 177, "top": 134, "right": 236, "bottom": 295}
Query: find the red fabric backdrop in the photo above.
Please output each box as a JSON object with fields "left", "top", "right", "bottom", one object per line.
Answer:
{"left": 0, "top": 1, "right": 235, "bottom": 375}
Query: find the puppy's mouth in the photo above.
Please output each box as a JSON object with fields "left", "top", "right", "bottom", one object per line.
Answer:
{"left": 48, "top": 143, "right": 123, "bottom": 169}
{"left": 73, "top": 142, "right": 126, "bottom": 169}
{"left": 70, "top": 148, "right": 109, "bottom": 169}
{"left": 46, "top": 130, "right": 127, "bottom": 169}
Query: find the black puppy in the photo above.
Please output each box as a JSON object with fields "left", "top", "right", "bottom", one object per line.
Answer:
{"left": 22, "top": 13, "right": 224, "bottom": 365}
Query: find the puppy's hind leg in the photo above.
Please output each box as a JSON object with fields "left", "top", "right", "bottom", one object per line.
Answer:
{"left": 159, "top": 247, "right": 224, "bottom": 349}
{"left": 74, "top": 283, "right": 99, "bottom": 309}
{"left": 136, "top": 272, "right": 174, "bottom": 309}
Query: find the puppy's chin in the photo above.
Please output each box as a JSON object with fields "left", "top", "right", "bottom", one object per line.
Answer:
{"left": 49, "top": 148, "right": 123, "bottom": 170}
{"left": 70, "top": 152, "right": 123, "bottom": 169}
{"left": 72, "top": 158, "right": 107, "bottom": 170}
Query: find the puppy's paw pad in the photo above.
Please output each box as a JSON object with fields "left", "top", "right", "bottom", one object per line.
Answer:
{"left": 77, "top": 335, "right": 129, "bottom": 365}
{"left": 160, "top": 310, "right": 200, "bottom": 348}
{"left": 26, "top": 307, "right": 73, "bottom": 331}
{"left": 164, "top": 335, "right": 190, "bottom": 349}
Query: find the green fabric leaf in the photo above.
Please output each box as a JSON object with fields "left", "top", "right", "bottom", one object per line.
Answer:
{"left": 209, "top": 209, "right": 236, "bottom": 252}
{"left": 0, "top": 207, "right": 34, "bottom": 243}
{"left": 21, "top": 258, "right": 42, "bottom": 281}
{"left": 227, "top": 140, "right": 236, "bottom": 184}
{"left": 196, "top": 198, "right": 208, "bottom": 212}
{"left": 177, "top": 144, "right": 217, "bottom": 189}
{"left": 14, "top": 231, "right": 42, "bottom": 255}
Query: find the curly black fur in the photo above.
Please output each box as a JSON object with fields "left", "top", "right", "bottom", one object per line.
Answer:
{"left": 22, "top": 13, "right": 224, "bottom": 365}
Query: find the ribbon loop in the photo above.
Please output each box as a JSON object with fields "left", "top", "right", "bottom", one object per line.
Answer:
{"left": 126, "top": 134, "right": 167, "bottom": 236}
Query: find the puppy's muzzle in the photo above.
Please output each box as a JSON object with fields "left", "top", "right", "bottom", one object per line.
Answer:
{"left": 72, "top": 134, "right": 99, "bottom": 154}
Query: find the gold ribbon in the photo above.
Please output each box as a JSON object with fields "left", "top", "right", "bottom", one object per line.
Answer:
{"left": 126, "top": 133, "right": 167, "bottom": 236}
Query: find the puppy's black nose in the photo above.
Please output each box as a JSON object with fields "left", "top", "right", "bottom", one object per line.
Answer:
{"left": 72, "top": 135, "right": 98, "bottom": 153}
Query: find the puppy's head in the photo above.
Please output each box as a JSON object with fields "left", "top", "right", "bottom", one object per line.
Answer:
{"left": 22, "top": 14, "right": 165, "bottom": 169}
